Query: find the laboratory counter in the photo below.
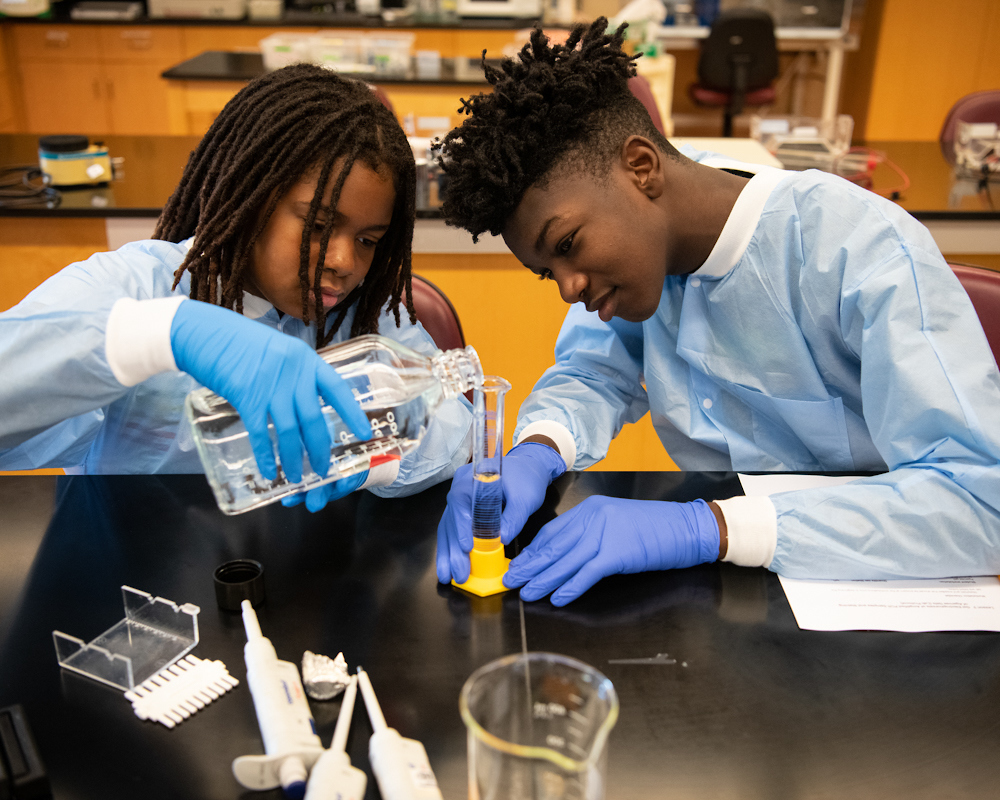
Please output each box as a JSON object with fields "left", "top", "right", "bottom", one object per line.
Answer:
{"left": 0, "top": 133, "right": 199, "bottom": 218}
{"left": 161, "top": 48, "right": 497, "bottom": 85}
{"left": 863, "top": 140, "right": 1000, "bottom": 222}
{"left": 2, "top": 471, "right": 999, "bottom": 799}
{"left": 0, "top": 132, "right": 449, "bottom": 219}
{"left": 2, "top": 133, "right": 996, "bottom": 225}
{"left": 0, "top": 11, "right": 538, "bottom": 29}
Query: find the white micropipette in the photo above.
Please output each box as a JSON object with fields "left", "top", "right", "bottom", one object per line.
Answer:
{"left": 232, "top": 600, "right": 324, "bottom": 799}
{"left": 303, "top": 674, "right": 367, "bottom": 800}
{"left": 356, "top": 668, "right": 444, "bottom": 800}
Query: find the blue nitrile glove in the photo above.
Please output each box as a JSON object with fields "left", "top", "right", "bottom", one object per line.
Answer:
{"left": 503, "top": 497, "right": 720, "bottom": 606}
{"left": 436, "top": 442, "right": 566, "bottom": 584}
{"left": 170, "top": 300, "right": 371, "bottom": 485}
{"left": 280, "top": 470, "right": 368, "bottom": 512}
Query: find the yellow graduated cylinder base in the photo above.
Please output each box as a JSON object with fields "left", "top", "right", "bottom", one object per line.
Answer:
{"left": 452, "top": 538, "right": 510, "bottom": 597}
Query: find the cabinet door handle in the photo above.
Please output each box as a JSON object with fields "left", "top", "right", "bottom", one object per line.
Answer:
{"left": 123, "top": 32, "right": 153, "bottom": 50}
{"left": 44, "top": 31, "right": 70, "bottom": 48}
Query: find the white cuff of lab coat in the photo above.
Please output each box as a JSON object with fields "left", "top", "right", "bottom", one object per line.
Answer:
{"left": 715, "top": 495, "right": 777, "bottom": 568}
{"left": 106, "top": 296, "right": 185, "bottom": 387}
{"left": 359, "top": 456, "right": 400, "bottom": 489}
{"left": 515, "top": 420, "right": 577, "bottom": 471}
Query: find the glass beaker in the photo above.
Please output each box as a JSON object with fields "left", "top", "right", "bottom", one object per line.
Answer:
{"left": 460, "top": 652, "right": 619, "bottom": 800}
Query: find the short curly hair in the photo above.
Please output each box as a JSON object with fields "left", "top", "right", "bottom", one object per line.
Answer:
{"left": 436, "top": 18, "right": 677, "bottom": 242}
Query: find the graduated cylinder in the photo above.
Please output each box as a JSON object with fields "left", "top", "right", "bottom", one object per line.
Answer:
{"left": 454, "top": 375, "right": 512, "bottom": 597}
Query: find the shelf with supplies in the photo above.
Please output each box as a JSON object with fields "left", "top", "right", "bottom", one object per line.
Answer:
{"left": 161, "top": 47, "right": 496, "bottom": 84}
{"left": 160, "top": 47, "right": 503, "bottom": 136}
{"left": 0, "top": 6, "right": 542, "bottom": 28}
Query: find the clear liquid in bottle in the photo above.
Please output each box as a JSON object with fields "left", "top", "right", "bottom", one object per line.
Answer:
{"left": 186, "top": 335, "right": 482, "bottom": 515}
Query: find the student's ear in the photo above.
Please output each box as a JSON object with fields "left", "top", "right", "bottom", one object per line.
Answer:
{"left": 620, "top": 136, "right": 664, "bottom": 200}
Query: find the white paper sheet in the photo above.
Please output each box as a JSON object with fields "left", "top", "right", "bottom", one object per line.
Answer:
{"left": 738, "top": 473, "right": 1000, "bottom": 632}
{"left": 737, "top": 472, "right": 860, "bottom": 496}
{"left": 777, "top": 575, "right": 1000, "bottom": 632}
{"left": 672, "top": 137, "right": 784, "bottom": 168}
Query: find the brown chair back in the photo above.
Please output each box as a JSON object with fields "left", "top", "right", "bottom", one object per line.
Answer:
{"left": 410, "top": 274, "right": 465, "bottom": 352}
{"left": 950, "top": 262, "right": 1000, "bottom": 367}
{"left": 938, "top": 90, "right": 1000, "bottom": 165}
{"left": 628, "top": 75, "right": 666, "bottom": 136}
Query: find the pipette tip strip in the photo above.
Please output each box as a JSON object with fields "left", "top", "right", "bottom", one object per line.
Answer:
{"left": 125, "top": 655, "right": 239, "bottom": 728}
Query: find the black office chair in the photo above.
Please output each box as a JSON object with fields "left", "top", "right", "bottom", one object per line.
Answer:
{"left": 689, "top": 9, "right": 779, "bottom": 137}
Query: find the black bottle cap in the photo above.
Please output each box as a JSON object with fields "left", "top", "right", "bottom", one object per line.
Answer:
{"left": 38, "top": 135, "right": 90, "bottom": 153}
{"left": 214, "top": 559, "right": 265, "bottom": 611}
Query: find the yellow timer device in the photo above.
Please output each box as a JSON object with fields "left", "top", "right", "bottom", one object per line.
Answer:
{"left": 38, "top": 135, "right": 112, "bottom": 187}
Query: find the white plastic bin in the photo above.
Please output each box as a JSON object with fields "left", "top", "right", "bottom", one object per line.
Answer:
{"left": 367, "top": 32, "right": 415, "bottom": 77}
{"left": 415, "top": 49, "right": 442, "bottom": 79}
{"left": 148, "top": 0, "right": 246, "bottom": 18}
{"left": 259, "top": 32, "right": 312, "bottom": 70}
{"left": 310, "top": 31, "right": 373, "bottom": 74}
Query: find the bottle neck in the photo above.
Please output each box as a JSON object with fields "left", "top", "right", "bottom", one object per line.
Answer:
{"left": 432, "top": 345, "right": 483, "bottom": 398}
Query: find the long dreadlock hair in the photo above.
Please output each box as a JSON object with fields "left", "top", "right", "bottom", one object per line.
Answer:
{"left": 436, "top": 18, "right": 677, "bottom": 242}
{"left": 156, "top": 63, "right": 417, "bottom": 348}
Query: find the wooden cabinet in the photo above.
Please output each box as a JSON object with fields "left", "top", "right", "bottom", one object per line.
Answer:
{"left": 453, "top": 28, "right": 521, "bottom": 57}
{"left": 0, "top": 217, "right": 109, "bottom": 313}
{"left": 0, "top": 77, "right": 16, "bottom": 133}
{"left": 4, "top": 21, "right": 515, "bottom": 136}
{"left": 11, "top": 24, "right": 183, "bottom": 135}
{"left": 12, "top": 23, "right": 102, "bottom": 60}
{"left": 0, "top": 29, "right": 21, "bottom": 132}
{"left": 18, "top": 60, "right": 109, "bottom": 133}
{"left": 104, "top": 61, "right": 178, "bottom": 133}
{"left": 845, "top": 0, "right": 1000, "bottom": 141}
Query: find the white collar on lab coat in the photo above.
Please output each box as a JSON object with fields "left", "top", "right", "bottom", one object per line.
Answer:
{"left": 241, "top": 291, "right": 274, "bottom": 320}
{"left": 696, "top": 160, "right": 791, "bottom": 279}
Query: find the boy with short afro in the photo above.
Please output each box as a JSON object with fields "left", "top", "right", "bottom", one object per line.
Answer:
{"left": 434, "top": 19, "right": 1000, "bottom": 606}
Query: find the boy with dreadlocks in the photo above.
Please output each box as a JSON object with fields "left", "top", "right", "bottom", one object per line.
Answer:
{"left": 0, "top": 64, "right": 472, "bottom": 508}
{"left": 435, "top": 20, "right": 1000, "bottom": 604}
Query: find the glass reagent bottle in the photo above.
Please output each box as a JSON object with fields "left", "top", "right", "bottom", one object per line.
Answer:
{"left": 186, "top": 334, "right": 482, "bottom": 515}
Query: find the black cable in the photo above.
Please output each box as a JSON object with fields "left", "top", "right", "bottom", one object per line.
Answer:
{"left": 980, "top": 166, "right": 995, "bottom": 210}
{"left": 0, "top": 165, "right": 61, "bottom": 208}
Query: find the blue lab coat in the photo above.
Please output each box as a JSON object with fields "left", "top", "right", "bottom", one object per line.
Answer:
{"left": 516, "top": 153, "right": 1000, "bottom": 579}
{"left": 0, "top": 238, "right": 473, "bottom": 495}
